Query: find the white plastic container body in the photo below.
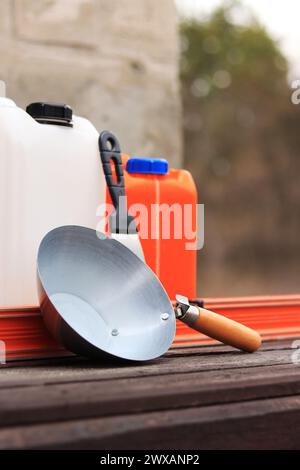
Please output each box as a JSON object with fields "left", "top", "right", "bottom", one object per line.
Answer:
{"left": 0, "top": 98, "right": 105, "bottom": 307}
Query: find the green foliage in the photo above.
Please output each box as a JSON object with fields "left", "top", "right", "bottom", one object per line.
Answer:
{"left": 181, "top": 2, "right": 288, "bottom": 97}
{"left": 180, "top": 2, "right": 300, "bottom": 296}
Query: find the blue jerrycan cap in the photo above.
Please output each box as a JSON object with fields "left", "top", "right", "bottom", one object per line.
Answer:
{"left": 126, "top": 157, "right": 169, "bottom": 175}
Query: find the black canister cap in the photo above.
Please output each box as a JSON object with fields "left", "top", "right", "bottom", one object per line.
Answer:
{"left": 26, "top": 102, "right": 73, "bottom": 127}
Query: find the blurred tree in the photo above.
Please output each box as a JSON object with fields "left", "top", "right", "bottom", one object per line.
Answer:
{"left": 180, "top": 1, "right": 300, "bottom": 296}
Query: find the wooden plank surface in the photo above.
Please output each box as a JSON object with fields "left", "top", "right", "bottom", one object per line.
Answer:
{"left": 1, "top": 395, "right": 300, "bottom": 450}
{"left": 0, "top": 339, "right": 294, "bottom": 387}
{"left": 0, "top": 338, "right": 299, "bottom": 449}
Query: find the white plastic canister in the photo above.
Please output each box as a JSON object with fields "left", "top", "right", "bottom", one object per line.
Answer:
{"left": 0, "top": 97, "right": 106, "bottom": 306}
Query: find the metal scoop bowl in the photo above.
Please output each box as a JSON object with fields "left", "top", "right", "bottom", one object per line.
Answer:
{"left": 37, "top": 225, "right": 175, "bottom": 362}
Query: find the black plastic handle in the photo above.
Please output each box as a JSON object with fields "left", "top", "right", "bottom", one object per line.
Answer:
{"left": 99, "top": 131, "right": 136, "bottom": 234}
{"left": 99, "top": 131, "right": 125, "bottom": 209}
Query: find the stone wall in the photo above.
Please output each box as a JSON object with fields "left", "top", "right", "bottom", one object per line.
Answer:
{"left": 0, "top": 0, "right": 182, "bottom": 166}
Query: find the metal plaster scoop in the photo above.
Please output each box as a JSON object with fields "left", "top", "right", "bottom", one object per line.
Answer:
{"left": 37, "top": 226, "right": 261, "bottom": 362}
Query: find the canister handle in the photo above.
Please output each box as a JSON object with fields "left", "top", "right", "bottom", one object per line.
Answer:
{"left": 99, "top": 131, "right": 137, "bottom": 234}
{"left": 98, "top": 131, "right": 125, "bottom": 207}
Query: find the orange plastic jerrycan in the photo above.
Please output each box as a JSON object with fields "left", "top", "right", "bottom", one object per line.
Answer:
{"left": 120, "top": 156, "right": 198, "bottom": 300}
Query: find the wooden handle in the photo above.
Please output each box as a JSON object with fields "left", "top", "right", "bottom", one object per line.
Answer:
{"left": 193, "top": 307, "right": 261, "bottom": 352}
